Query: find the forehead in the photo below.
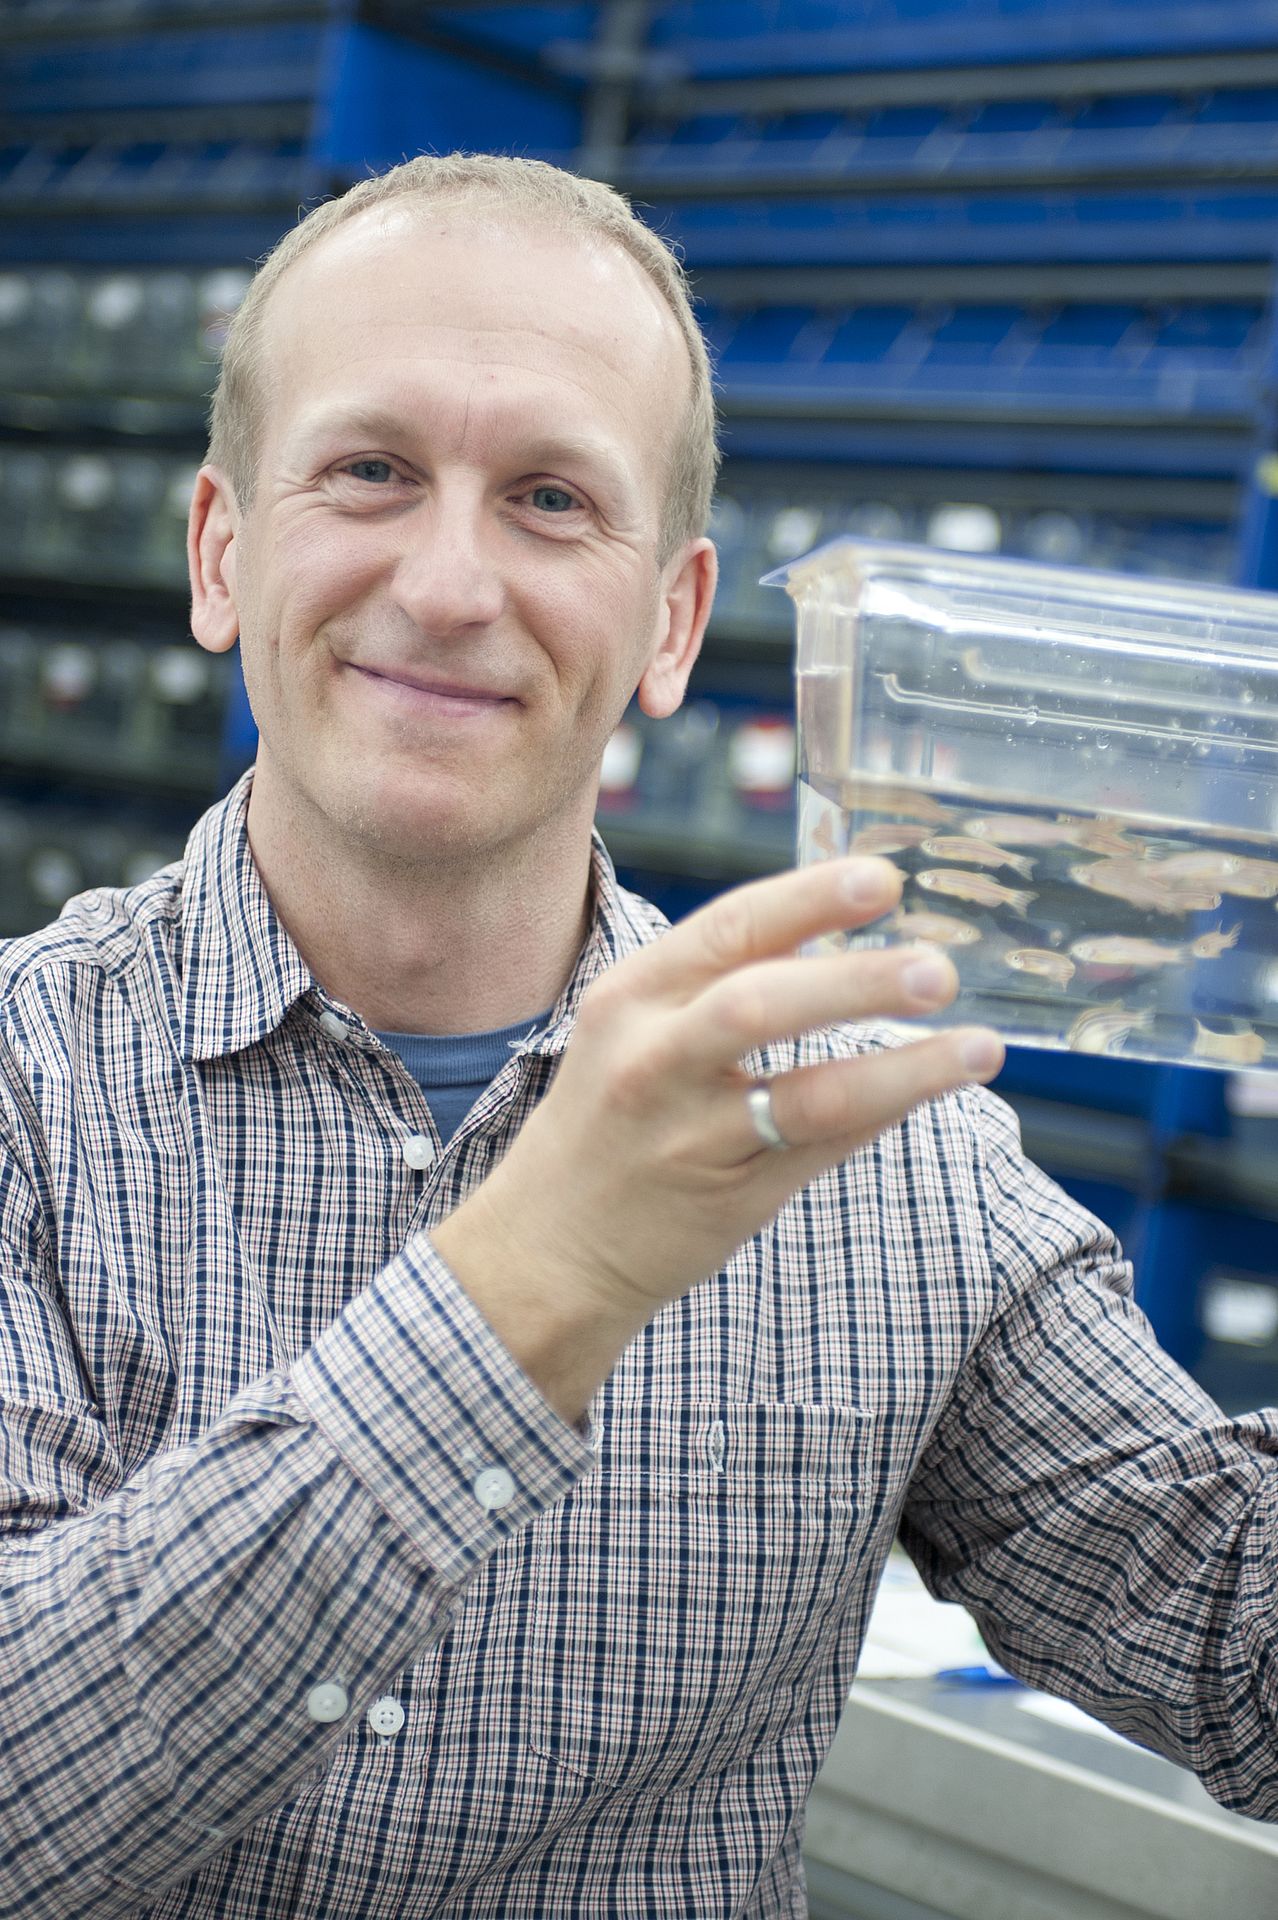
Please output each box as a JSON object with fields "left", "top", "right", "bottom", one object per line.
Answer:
{"left": 257, "top": 205, "right": 688, "bottom": 479}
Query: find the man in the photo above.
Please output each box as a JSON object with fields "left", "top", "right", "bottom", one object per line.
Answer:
{"left": 0, "top": 153, "right": 1275, "bottom": 1919}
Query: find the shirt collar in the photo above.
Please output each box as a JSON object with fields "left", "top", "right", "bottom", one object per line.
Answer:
{"left": 177, "top": 771, "right": 668, "bottom": 1065}
{"left": 178, "top": 769, "right": 316, "bottom": 1063}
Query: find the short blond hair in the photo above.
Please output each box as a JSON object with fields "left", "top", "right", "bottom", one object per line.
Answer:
{"left": 208, "top": 152, "right": 719, "bottom": 561}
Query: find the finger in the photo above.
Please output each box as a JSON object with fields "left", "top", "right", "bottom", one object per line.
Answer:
{"left": 678, "top": 943, "right": 958, "bottom": 1072}
{"left": 627, "top": 857, "right": 902, "bottom": 997}
{"left": 736, "top": 1027, "right": 1005, "bottom": 1163}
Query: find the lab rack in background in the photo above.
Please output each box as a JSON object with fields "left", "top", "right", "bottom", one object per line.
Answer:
{"left": 2, "top": 0, "right": 1278, "bottom": 1405}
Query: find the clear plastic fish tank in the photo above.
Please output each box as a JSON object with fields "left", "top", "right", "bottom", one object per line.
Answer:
{"left": 764, "top": 540, "right": 1278, "bottom": 1073}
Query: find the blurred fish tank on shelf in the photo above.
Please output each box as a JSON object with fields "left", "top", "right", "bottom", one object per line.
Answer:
{"left": 765, "top": 541, "right": 1278, "bottom": 1073}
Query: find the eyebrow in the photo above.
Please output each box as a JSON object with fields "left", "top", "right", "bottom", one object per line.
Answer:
{"left": 287, "top": 406, "right": 404, "bottom": 460}
{"left": 517, "top": 434, "right": 638, "bottom": 505}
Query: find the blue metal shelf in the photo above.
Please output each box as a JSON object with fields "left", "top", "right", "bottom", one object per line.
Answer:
{"left": 641, "top": 2, "right": 1278, "bottom": 77}
{"left": 0, "top": 18, "right": 333, "bottom": 113}
{"left": 0, "top": 137, "right": 311, "bottom": 208}
{"left": 718, "top": 415, "right": 1250, "bottom": 482}
{"left": 0, "top": 0, "right": 325, "bottom": 25}
{"left": 654, "top": 189, "right": 1278, "bottom": 268}
{"left": 0, "top": 209, "right": 314, "bottom": 263}
{"left": 705, "top": 297, "right": 1266, "bottom": 427}
{"left": 624, "top": 96, "right": 1278, "bottom": 194}
{"left": 420, "top": 0, "right": 1278, "bottom": 74}
{"left": 320, "top": 20, "right": 579, "bottom": 177}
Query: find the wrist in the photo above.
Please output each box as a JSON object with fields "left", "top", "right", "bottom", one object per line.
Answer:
{"left": 432, "top": 1185, "right": 652, "bottom": 1425}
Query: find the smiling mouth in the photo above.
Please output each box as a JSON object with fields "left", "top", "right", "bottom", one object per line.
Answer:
{"left": 348, "top": 664, "right": 515, "bottom": 713}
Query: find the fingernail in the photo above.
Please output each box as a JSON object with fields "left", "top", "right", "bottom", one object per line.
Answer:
{"left": 901, "top": 954, "right": 950, "bottom": 1003}
{"left": 958, "top": 1030, "right": 1003, "bottom": 1078}
{"left": 840, "top": 858, "right": 890, "bottom": 906}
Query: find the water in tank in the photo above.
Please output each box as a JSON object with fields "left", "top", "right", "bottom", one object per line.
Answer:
{"left": 765, "top": 540, "right": 1278, "bottom": 1072}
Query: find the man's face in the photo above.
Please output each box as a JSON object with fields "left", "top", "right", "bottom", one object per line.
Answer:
{"left": 195, "top": 206, "right": 711, "bottom": 869}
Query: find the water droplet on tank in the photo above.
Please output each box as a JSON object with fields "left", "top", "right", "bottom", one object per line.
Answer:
{"left": 1242, "top": 687, "right": 1256, "bottom": 705}
{"left": 1096, "top": 733, "right": 1110, "bottom": 750}
{"left": 1025, "top": 706, "right": 1039, "bottom": 726}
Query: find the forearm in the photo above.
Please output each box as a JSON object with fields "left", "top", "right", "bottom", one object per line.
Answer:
{"left": 0, "top": 1408, "right": 442, "bottom": 1917}
{"left": 0, "top": 1237, "right": 592, "bottom": 1917}
{"left": 432, "top": 1185, "right": 654, "bottom": 1426}
{"left": 902, "top": 1083, "right": 1278, "bottom": 1820}
{"left": 905, "top": 1305, "right": 1278, "bottom": 1820}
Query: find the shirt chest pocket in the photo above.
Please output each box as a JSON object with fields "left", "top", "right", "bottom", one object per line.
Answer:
{"left": 526, "top": 1399, "right": 875, "bottom": 1797}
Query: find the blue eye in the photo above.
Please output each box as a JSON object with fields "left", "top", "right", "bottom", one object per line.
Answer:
{"left": 346, "top": 459, "right": 394, "bottom": 484}
{"left": 530, "top": 485, "right": 577, "bottom": 514}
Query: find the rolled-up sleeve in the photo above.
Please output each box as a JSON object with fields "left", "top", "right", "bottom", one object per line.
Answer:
{"left": 899, "top": 1084, "right": 1278, "bottom": 1822}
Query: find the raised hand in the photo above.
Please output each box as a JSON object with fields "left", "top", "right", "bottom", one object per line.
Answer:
{"left": 433, "top": 856, "right": 1004, "bottom": 1420}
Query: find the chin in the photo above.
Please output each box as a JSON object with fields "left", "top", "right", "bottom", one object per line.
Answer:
{"left": 342, "top": 782, "right": 506, "bottom": 862}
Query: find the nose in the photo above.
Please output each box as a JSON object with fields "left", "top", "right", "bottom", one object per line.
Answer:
{"left": 389, "top": 484, "right": 506, "bottom": 635}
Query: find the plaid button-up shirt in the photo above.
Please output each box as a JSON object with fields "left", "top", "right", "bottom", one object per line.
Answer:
{"left": 2, "top": 772, "right": 1277, "bottom": 1918}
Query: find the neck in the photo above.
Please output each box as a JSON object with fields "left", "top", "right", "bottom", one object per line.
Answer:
{"left": 244, "top": 766, "right": 595, "bottom": 1035}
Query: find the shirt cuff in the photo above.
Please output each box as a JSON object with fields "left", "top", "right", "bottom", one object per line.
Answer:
{"left": 290, "top": 1232, "right": 595, "bottom": 1583}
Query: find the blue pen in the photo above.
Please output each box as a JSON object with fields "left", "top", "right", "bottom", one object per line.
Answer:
{"left": 935, "top": 1664, "right": 1021, "bottom": 1687}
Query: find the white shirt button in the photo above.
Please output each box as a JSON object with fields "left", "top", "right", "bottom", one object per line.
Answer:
{"left": 401, "top": 1134, "right": 435, "bottom": 1171}
{"left": 318, "top": 1010, "right": 350, "bottom": 1043}
{"left": 305, "top": 1681, "right": 349, "bottom": 1723}
{"left": 472, "top": 1466, "right": 516, "bottom": 1511}
{"left": 366, "top": 1695, "right": 405, "bottom": 1739}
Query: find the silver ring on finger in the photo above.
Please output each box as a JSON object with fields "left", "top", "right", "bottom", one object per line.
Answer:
{"left": 745, "top": 1081, "right": 789, "bottom": 1152}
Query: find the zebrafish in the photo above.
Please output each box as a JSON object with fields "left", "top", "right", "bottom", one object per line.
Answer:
{"left": 965, "top": 814, "right": 1083, "bottom": 847}
{"left": 1068, "top": 858, "right": 1144, "bottom": 901}
{"left": 1066, "top": 1001, "right": 1154, "bottom": 1055}
{"left": 849, "top": 823, "right": 934, "bottom": 856}
{"left": 1070, "top": 935, "right": 1186, "bottom": 968}
{"left": 1190, "top": 923, "right": 1243, "bottom": 958}
{"left": 839, "top": 778, "right": 951, "bottom": 822}
{"left": 1072, "top": 820, "right": 1148, "bottom": 858}
{"left": 888, "top": 909, "right": 982, "bottom": 946}
{"left": 1069, "top": 858, "right": 1223, "bottom": 915}
{"left": 1147, "top": 850, "right": 1243, "bottom": 883}
{"left": 962, "top": 814, "right": 1142, "bottom": 856}
{"left": 916, "top": 869, "right": 1036, "bottom": 916}
{"left": 1192, "top": 1021, "right": 1266, "bottom": 1065}
{"left": 1139, "top": 885, "right": 1224, "bottom": 915}
{"left": 920, "top": 835, "right": 1034, "bottom": 879}
{"left": 1004, "top": 948, "right": 1075, "bottom": 988}
{"left": 1070, "top": 926, "right": 1242, "bottom": 967}
{"left": 1221, "top": 857, "right": 1278, "bottom": 899}
{"left": 809, "top": 810, "right": 842, "bottom": 859}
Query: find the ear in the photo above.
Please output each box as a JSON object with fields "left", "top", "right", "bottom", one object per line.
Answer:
{"left": 189, "top": 465, "right": 242, "bottom": 655}
{"left": 635, "top": 537, "right": 717, "bottom": 719}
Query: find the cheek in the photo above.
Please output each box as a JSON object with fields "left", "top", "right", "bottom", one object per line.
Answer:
{"left": 525, "top": 554, "right": 660, "bottom": 690}
{"left": 247, "top": 573, "right": 350, "bottom": 695}
{"left": 267, "top": 513, "right": 376, "bottom": 614}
